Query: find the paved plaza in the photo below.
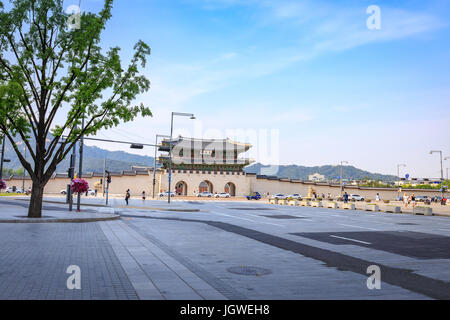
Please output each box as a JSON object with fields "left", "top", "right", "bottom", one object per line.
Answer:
{"left": 0, "top": 196, "right": 450, "bottom": 300}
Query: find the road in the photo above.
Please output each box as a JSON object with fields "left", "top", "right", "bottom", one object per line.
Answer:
{"left": 0, "top": 197, "right": 449, "bottom": 299}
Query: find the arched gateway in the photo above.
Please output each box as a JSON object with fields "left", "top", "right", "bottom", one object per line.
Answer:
{"left": 175, "top": 181, "right": 188, "bottom": 196}
{"left": 225, "top": 182, "right": 236, "bottom": 196}
{"left": 199, "top": 180, "right": 213, "bottom": 193}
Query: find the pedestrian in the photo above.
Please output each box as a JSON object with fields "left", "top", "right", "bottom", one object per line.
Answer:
{"left": 376, "top": 193, "right": 380, "bottom": 204}
{"left": 403, "top": 192, "right": 408, "bottom": 208}
{"left": 94, "top": 189, "right": 98, "bottom": 197}
{"left": 343, "top": 192, "right": 349, "bottom": 203}
{"left": 142, "top": 191, "right": 146, "bottom": 201}
{"left": 125, "top": 189, "right": 131, "bottom": 206}
{"left": 411, "top": 193, "right": 416, "bottom": 209}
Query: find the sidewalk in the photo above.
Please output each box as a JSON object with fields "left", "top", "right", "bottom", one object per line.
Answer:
{"left": 0, "top": 198, "right": 119, "bottom": 223}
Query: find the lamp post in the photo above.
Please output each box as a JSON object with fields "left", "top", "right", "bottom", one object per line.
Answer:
{"left": 430, "top": 150, "right": 444, "bottom": 197}
{"left": 168, "top": 112, "right": 196, "bottom": 204}
{"left": 445, "top": 157, "right": 450, "bottom": 181}
{"left": 340, "top": 161, "right": 349, "bottom": 196}
{"left": 153, "top": 134, "right": 170, "bottom": 199}
{"left": 0, "top": 134, "right": 5, "bottom": 180}
{"left": 397, "top": 164, "right": 406, "bottom": 197}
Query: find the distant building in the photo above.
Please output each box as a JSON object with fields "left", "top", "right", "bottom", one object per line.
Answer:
{"left": 309, "top": 173, "right": 326, "bottom": 182}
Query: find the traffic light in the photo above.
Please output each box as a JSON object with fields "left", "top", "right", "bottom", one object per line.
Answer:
{"left": 107, "top": 174, "right": 111, "bottom": 184}
{"left": 67, "top": 167, "right": 74, "bottom": 179}
{"left": 100, "top": 178, "right": 103, "bottom": 185}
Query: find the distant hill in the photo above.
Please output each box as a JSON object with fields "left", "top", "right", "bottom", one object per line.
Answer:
{"left": 2, "top": 139, "right": 396, "bottom": 180}
{"left": 1, "top": 142, "right": 156, "bottom": 174}
{"left": 244, "top": 163, "right": 397, "bottom": 182}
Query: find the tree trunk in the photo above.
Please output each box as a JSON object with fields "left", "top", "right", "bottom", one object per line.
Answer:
{"left": 28, "top": 179, "right": 44, "bottom": 218}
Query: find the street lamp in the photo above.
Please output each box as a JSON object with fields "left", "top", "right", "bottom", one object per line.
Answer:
{"left": 153, "top": 134, "right": 170, "bottom": 199}
{"left": 397, "top": 164, "right": 406, "bottom": 180}
{"left": 340, "top": 161, "right": 349, "bottom": 196}
{"left": 168, "top": 112, "right": 196, "bottom": 204}
{"left": 430, "top": 150, "right": 444, "bottom": 197}
{"left": 445, "top": 157, "right": 450, "bottom": 181}
{"left": 397, "top": 164, "right": 406, "bottom": 197}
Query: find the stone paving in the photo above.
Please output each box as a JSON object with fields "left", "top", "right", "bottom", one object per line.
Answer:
{"left": 0, "top": 197, "right": 449, "bottom": 300}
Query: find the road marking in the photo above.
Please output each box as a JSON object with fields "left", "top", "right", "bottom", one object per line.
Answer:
{"left": 330, "top": 235, "right": 371, "bottom": 245}
{"left": 338, "top": 223, "right": 379, "bottom": 231}
{"left": 213, "top": 212, "right": 284, "bottom": 227}
{"left": 438, "top": 228, "right": 450, "bottom": 232}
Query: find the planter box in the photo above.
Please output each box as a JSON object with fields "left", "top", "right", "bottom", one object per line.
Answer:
{"left": 288, "top": 200, "right": 299, "bottom": 206}
{"left": 366, "top": 204, "right": 380, "bottom": 212}
{"left": 413, "top": 206, "right": 433, "bottom": 216}
{"left": 311, "top": 201, "right": 323, "bottom": 208}
{"left": 300, "top": 200, "right": 311, "bottom": 207}
{"left": 384, "top": 205, "right": 402, "bottom": 214}
{"left": 327, "top": 202, "right": 339, "bottom": 209}
{"left": 269, "top": 199, "right": 278, "bottom": 205}
{"left": 341, "top": 203, "right": 356, "bottom": 210}
{"left": 278, "top": 200, "right": 287, "bottom": 205}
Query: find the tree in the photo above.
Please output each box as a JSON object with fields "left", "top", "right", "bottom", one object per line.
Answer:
{"left": 0, "top": 0, "right": 152, "bottom": 217}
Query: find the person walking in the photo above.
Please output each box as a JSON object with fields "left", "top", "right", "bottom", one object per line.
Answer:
{"left": 125, "top": 189, "right": 131, "bottom": 206}
{"left": 142, "top": 191, "right": 146, "bottom": 201}
{"left": 403, "top": 192, "right": 408, "bottom": 208}
{"left": 411, "top": 193, "right": 416, "bottom": 209}
{"left": 376, "top": 193, "right": 380, "bottom": 204}
{"left": 343, "top": 192, "right": 349, "bottom": 203}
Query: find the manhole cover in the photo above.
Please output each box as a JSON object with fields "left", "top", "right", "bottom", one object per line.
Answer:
{"left": 261, "top": 215, "right": 305, "bottom": 219}
{"left": 227, "top": 266, "right": 272, "bottom": 276}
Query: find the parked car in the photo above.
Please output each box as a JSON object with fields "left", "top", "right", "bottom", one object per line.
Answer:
{"left": 271, "top": 193, "right": 287, "bottom": 200}
{"left": 287, "top": 194, "right": 302, "bottom": 200}
{"left": 197, "top": 192, "right": 213, "bottom": 197}
{"left": 86, "top": 189, "right": 96, "bottom": 196}
{"left": 350, "top": 194, "right": 365, "bottom": 201}
{"left": 415, "top": 196, "right": 428, "bottom": 202}
{"left": 215, "top": 192, "right": 231, "bottom": 198}
{"left": 246, "top": 192, "right": 261, "bottom": 200}
{"left": 6, "top": 186, "right": 22, "bottom": 193}
{"left": 159, "top": 191, "right": 175, "bottom": 197}
{"left": 61, "top": 189, "right": 68, "bottom": 195}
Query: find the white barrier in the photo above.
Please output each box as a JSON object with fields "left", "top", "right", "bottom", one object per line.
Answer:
{"left": 341, "top": 203, "right": 356, "bottom": 210}
{"left": 413, "top": 206, "right": 433, "bottom": 216}
{"left": 327, "top": 202, "right": 339, "bottom": 209}
{"left": 311, "top": 201, "right": 323, "bottom": 208}
{"left": 365, "top": 204, "right": 380, "bottom": 212}
{"left": 384, "top": 205, "right": 402, "bottom": 214}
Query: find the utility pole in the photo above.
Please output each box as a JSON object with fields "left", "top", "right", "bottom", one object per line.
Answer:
{"left": 168, "top": 112, "right": 195, "bottom": 204}
{"left": 103, "top": 158, "right": 106, "bottom": 197}
{"left": 340, "top": 161, "right": 348, "bottom": 196}
{"left": 430, "top": 151, "right": 444, "bottom": 197}
{"left": 0, "top": 134, "right": 5, "bottom": 180}
{"left": 22, "top": 144, "right": 27, "bottom": 192}
{"left": 68, "top": 143, "right": 76, "bottom": 212}
{"left": 153, "top": 134, "right": 170, "bottom": 199}
{"left": 76, "top": 118, "right": 85, "bottom": 212}
{"left": 105, "top": 170, "right": 111, "bottom": 206}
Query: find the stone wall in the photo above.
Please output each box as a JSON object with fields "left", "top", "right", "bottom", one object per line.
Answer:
{"left": 3, "top": 171, "right": 446, "bottom": 200}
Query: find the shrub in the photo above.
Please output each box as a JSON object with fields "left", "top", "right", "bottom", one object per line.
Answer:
{"left": 384, "top": 200, "right": 390, "bottom": 204}
{"left": 365, "top": 199, "right": 372, "bottom": 203}
{"left": 0, "top": 179, "right": 6, "bottom": 190}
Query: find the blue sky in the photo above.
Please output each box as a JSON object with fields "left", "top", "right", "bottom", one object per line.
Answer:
{"left": 71, "top": 0, "right": 450, "bottom": 178}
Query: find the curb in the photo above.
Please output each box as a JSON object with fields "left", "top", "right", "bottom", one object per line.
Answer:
{"left": 0, "top": 214, "right": 121, "bottom": 224}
